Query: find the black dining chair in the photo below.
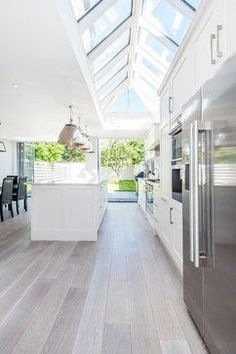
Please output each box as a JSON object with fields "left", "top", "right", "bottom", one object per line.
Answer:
{"left": 0, "top": 178, "right": 14, "bottom": 222}
{"left": 12, "top": 177, "right": 27, "bottom": 215}
{"left": 6, "top": 175, "right": 19, "bottom": 194}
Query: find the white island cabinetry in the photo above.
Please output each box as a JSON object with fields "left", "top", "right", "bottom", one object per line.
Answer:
{"left": 31, "top": 180, "right": 107, "bottom": 241}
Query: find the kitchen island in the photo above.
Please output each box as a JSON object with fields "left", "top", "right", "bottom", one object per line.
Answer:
{"left": 31, "top": 179, "right": 107, "bottom": 241}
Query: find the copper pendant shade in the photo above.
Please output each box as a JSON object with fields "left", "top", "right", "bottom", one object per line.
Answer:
{"left": 58, "top": 123, "right": 77, "bottom": 145}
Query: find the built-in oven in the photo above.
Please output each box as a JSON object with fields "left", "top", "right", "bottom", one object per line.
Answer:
{"left": 170, "top": 115, "right": 183, "bottom": 203}
{"left": 171, "top": 164, "right": 183, "bottom": 203}
{"left": 145, "top": 182, "right": 154, "bottom": 215}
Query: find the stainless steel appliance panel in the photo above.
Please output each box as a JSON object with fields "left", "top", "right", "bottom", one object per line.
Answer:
{"left": 202, "top": 55, "right": 236, "bottom": 354}
{"left": 182, "top": 91, "right": 204, "bottom": 336}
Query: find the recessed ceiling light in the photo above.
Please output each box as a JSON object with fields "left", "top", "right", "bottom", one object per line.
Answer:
{"left": 12, "top": 83, "right": 19, "bottom": 88}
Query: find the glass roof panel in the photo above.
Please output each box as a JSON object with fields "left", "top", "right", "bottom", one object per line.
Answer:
{"left": 71, "top": 0, "right": 100, "bottom": 20}
{"left": 136, "top": 55, "right": 164, "bottom": 82}
{"left": 95, "top": 55, "right": 128, "bottom": 90}
{"left": 142, "top": 0, "right": 191, "bottom": 45}
{"left": 99, "top": 72, "right": 127, "bottom": 101}
{"left": 82, "top": 0, "right": 132, "bottom": 53}
{"left": 107, "top": 89, "right": 148, "bottom": 113}
{"left": 91, "top": 29, "right": 130, "bottom": 74}
{"left": 139, "top": 29, "right": 175, "bottom": 67}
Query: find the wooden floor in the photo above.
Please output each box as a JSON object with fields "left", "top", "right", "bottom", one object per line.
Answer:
{"left": 0, "top": 203, "right": 207, "bottom": 354}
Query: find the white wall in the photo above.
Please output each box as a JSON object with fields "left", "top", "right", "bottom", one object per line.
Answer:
{"left": 0, "top": 139, "right": 16, "bottom": 182}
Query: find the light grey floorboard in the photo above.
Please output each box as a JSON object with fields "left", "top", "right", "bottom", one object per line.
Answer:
{"left": 0, "top": 203, "right": 207, "bottom": 354}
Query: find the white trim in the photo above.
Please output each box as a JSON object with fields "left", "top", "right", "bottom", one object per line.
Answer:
{"left": 140, "top": 16, "right": 178, "bottom": 52}
{"left": 88, "top": 17, "right": 132, "bottom": 61}
{"left": 127, "top": 0, "right": 143, "bottom": 85}
{"left": 134, "top": 67, "right": 160, "bottom": 92}
{"left": 166, "top": 0, "right": 195, "bottom": 19}
{"left": 132, "top": 76, "right": 158, "bottom": 99}
{"left": 137, "top": 43, "right": 169, "bottom": 73}
{"left": 102, "top": 79, "right": 128, "bottom": 108}
{"left": 77, "top": 0, "right": 117, "bottom": 32}
{"left": 94, "top": 46, "right": 130, "bottom": 81}
{"left": 98, "top": 65, "right": 129, "bottom": 95}
{"left": 134, "top": 62, "right": 163, "bottom": 85}
{"left": 133, "top": 86, "right": 158, "bottom": 116}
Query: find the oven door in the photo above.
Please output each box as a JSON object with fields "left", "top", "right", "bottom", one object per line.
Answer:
{"left": 172, "top": 165, "right": 183, "bottom": 203}
{"left": 172, "top": 130, "right": 182, "bottom": 162}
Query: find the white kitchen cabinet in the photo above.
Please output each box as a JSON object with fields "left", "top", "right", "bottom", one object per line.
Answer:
{"left": 160, "top": 85, "right": 171, "bottom": 129}
{"left": 160, "top": 125, "right": 171, "bottom": 199}
{"left": 138, "top": 179, "right": 146, "bottom": 211}
{"left": 225, "top": 0, "right": 236, "bottom": 58}
{"left": 194, "top": 1, "right": 225, "bottom": 91}
{"left": 170, "top": 52, "right": 195, "bottom": 120}
{"left": 159, "top": 197, "right": 172, "bottom": 247}
{"left": 169, "top": 203, "right": 183, "bottom": 273}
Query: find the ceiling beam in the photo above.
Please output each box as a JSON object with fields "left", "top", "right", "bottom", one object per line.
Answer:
{"left": 132, "top": 75, "right": 158, "bottom": 99}
{"left": 88, "top": 17, "right": 132, "bottom": 61}
{"left": 166, "top": 0, "right": 195, "bottom": 19}
{"left": 137, "top": 43, "right": 169, "bottom": 72}
{"left": 101, "top": 79, "right": 128, "bottom": 109}
{"left": 134, "top": 67, "right": 160, "bottom": 92}
{"left": 140, "top": 16, "right": 178, "bottom": 52}
{"left": 134, "top": 62, "right": 163, "bottom": 86}
{"left": 93, "top": 45, "right": 130, "bottom": 81}
{"left": 97, "top": 64, "right": 129, "bottom": 92}
{"left": 77, "top": 0, "right": 117, "bottom": 32}
{"left": 133, "top": 86, "right": 158, "bottom": 117}
{"left": 127, "top": 0, "right": 143, "bottom": 85}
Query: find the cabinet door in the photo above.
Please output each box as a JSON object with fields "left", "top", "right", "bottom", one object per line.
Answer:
{"left": 225, "top": 0, "right": 236, "bottom": 58}
{"left": 171, "top": 53, "right": 195, "bottom": 119}
{"left": 160, "top": 85, "right": 170, "bottom": 129}
{"left": 194, "top": 2, "right": 225, "bottom": 91}
{"left": 160, "top": 125, "right": 171, "bottom": 199}
{"left": 173, "top": 207, "right": 183, "bottom": 271}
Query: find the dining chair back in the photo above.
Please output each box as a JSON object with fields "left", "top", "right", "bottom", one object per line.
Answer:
{"left": 12, "top": 176, "right": 28, "bottom": 215}
{"left": 0, "top": 178, "right": 14, "bottom": 221}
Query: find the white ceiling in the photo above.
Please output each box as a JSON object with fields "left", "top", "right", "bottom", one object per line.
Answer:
{"left": 0, "top": 0, "right": 154, "bottom": 142}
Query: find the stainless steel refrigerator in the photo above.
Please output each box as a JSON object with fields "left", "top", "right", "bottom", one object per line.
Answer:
{"left": 182, "top": 55, "right": 236, "bottom": 354}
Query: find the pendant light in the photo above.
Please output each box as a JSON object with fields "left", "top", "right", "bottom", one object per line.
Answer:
{"left": 58, "top": 105, "right": 77, "bottom": 145}
{"left": 71, "top": 117, "right": 85, "bottom": 147}
{"left": 86, "top": 138, "right": 95, "bottom": 153}
{"left": 0, "top": 123, "right": 6, "bottom": 152}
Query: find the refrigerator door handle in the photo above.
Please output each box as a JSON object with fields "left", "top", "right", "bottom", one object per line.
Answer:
{"left": 193, "top": 121, "right": 200, "bottom": 268}
{"left": 190, "top": 123, "right": 195, "bottom": 263}
{"left": 190, "top": 121, "right": 200, "bottom": 268}
{"left": 201, "top": 121, "right": 215, "bottom": 267}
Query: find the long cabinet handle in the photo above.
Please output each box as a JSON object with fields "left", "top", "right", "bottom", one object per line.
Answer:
{"left": 169, "top": 207, "right": 173, "bottom": 225}
{"left": 216, "top": 24, "right": 223, "bottom": 58}
{"left": 190, "top": 123, "right": 195, "bottom": 263}
{"left": 210, "top": 33, "right": 216, "bottom": 65}
{"left": 201, "top": 121, "right": 215, "bottom": 267}
{"left": 168, "top": 96, "right": 173, "bottom": 114}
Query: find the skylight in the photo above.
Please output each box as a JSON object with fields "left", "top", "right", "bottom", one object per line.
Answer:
{"left": 73, "top": 0, "right": 202, "bottom": 115}
{"left": 81, "top": 0, "right": 132, "bottom": 53}
{"left": 91, "top": 29, "right": 130, "bottom": 74}
{"left": 107, "top": 89, "right": 149, "bottom": 113}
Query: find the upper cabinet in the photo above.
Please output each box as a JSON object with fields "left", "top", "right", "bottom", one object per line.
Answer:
{"left": 225, "top": 0, "right": 236, "bottom": 59}
{"left": 170, "top": 53, "right": 195, "bottom": 120}
{"left": 193, "top": 1, "right": 226, "bottom": 91}
{"left": 160, "top": 85, "right": 171, "bottom": 130}
{"left": 159, "top": 0, "right": 236, "bottom": 130}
